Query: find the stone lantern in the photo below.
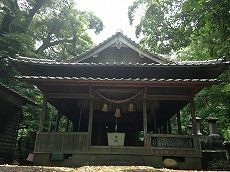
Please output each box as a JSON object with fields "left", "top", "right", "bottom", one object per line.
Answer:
{"left": 206, "top": 116, "right": 219, "bottom": 136}
{"left": 206, "top": 116, "right": 223, "bottom": 149}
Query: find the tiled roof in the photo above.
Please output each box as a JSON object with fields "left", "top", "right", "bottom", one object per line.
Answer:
{"left": 10, "top": 55, "right": 227, "bottom": 67}
{"left": 17, "top": 76, "right": 219, "bottom": 83}
{"left": 70, "top": 31, "right": 168, "bottom": 63}
{"left": 0, "top": 83, "right": 36, "bottom": 105}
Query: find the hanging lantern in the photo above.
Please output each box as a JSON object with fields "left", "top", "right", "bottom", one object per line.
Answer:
{"left": 128, "top": 103, "right": 134, "bottom": 112}
{"left": 114, "top": 108, "right": 121, "bottom": 118}
{"left": 102, "top": 103, "right": 108, "bottom": 112}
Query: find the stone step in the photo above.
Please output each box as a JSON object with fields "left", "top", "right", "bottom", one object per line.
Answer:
{"left": 89, "top": 155, "right": 144, "bottom": 166}
{"left": 90, "top": 160, "right": 144, "bottom": 166}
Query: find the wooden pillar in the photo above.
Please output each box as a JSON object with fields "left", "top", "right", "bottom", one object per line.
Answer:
{"left": 66, "top": 119, "right": 69, "bottom": 132}
{"left": 88, "top": 86, "right": 94, "bottom": 145}
{"left": 143, "top": 87, "right": 148, "bottom": 148}
{"left": 78, "top": 106, "right": 83, "bottom": 132}
{"left": 160, "top": 125, "right": 163, "bottom": 134}
{"left": 168, "top": 119, "right": 172, "bottom": 134}
{"left": 39, "top": 95, "right": 47, "bottom": 132}
{"left": 153, "top": 112, "right": 157, "bottom": 133}
{"left": 48, "top": 112, "right": 53, "bottom": 132}
{"left": 88, "top": 98, "right": 93, "bottom": 144}
{"left": 54, "top": 111, "right": 61, "bottom": 132}
{"left": 190, "top": 99, "right": 197, "bottom": 135}
{"left": 162, "top": 122, "right": 168, "bottom": 134}
{"left": 177, "top": 111, "right": 182, "bottom": 134}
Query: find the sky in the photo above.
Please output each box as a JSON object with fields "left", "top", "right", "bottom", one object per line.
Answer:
{"left": 74, "top": 0, "right": 139, "bottom": 44}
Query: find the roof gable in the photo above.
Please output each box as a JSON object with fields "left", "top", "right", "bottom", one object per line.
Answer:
{"left": 69, "top": 32, "right": 169, "bottom": 64}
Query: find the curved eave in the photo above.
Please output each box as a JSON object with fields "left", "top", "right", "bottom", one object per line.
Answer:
{"left": 10, "top": 56, "right": 228, "bottom": 68}
{"left": 17, "top": 76, "right": 221, "bottom": 88}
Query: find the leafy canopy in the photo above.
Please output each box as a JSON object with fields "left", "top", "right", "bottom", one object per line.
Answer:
{"left": 0, "top": 0, "right": 104, "bottom": 163}
{"left": 128, "top": 0, "right": 230, "bottom": 58}
{"left": 0, "top": 0, "right": 104, "bottom": 60}
{"left": 128, "top": 0, "right": 230, "bottom": 140}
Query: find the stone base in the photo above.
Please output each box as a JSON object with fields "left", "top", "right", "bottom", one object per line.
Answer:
{"left": 33, "top": 153, "right": 202, "bottom": 170}
{"left": 202, "top": 150, "right": 230, "bottom": 170}
{"left": 201, "top": 135, "right": 224, "bottom": 150}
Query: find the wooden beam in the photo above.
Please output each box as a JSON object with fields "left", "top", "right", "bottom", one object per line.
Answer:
{"left": 146, "top": 95, "right": 191, "bottom": 100}
{"left": 46, "top": 93, "right": 90, "bottom": 99}
{"left": 39, "top": 95, "right": 47, "bottom": 132}
{"left": 46, "top": 92, "right": 191, "bottom": 100}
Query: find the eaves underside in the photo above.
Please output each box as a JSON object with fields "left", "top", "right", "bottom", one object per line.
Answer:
{"left": 17, "top": 76, "right": 220, "bottom": 88}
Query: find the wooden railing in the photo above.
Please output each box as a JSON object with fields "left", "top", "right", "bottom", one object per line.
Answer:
{"left": 146, "top": 134, "right": 201, "bottom": 157}
{"left": 34, "top": 132, "right": 89, "bottom": 153}
{"left": 34, "top": 132, "right": 201, "bottom": 157}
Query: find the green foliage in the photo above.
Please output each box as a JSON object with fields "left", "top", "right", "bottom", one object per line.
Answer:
{"left": 128, "top": 0, "right": 230, "bottom": 57}
{"left": 0, "top": 0, "right": 104, "bottom": 60}
{"left": 180, "top": 71, "right": 230, "bottom": 139}
{"left": 0, "top": 0, "right": 104, "bottom": 164}
{"left": 129, "top": 0, "right": 230, "bottom": 140}
{"left": 0, "top": 33, "right": 37, "bottom": 57}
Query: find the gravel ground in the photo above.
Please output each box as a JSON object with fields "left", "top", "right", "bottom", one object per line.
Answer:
{"left": 0, "top": 165, "right": 229, "bottom": 172}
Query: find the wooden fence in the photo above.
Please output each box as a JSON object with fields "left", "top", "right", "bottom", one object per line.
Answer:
{"left": 34, "top": 132, "right": 89, "bottom": 153}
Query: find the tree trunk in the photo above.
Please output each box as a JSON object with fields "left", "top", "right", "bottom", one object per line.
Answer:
{"left": 23, "top": 0, "right": 47, "bottom": 31}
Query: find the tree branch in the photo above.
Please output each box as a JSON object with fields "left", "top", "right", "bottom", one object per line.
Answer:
{"left": 35, "top": 39, "right": 74, "bottom": 54}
